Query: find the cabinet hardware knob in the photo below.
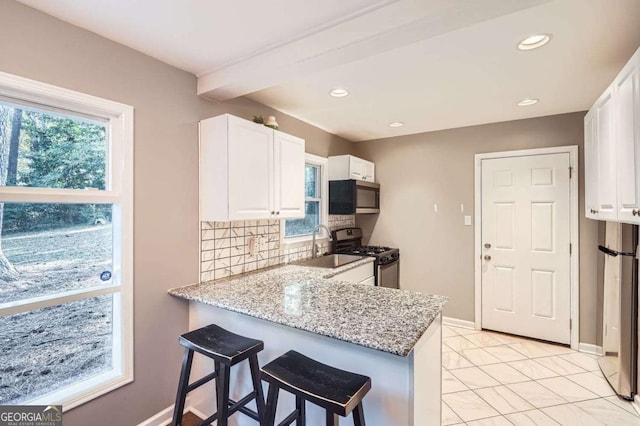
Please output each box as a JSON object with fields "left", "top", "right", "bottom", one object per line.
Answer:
{"left": 276, "top": 211, "right": 280, "bottom": 215}
{"left": 633, "top": 209, "right": 639, "bottom": 216}
{"left": 484, "top": 243, "right": 491, "bottom": 249}
{"left": 270, "top": 211, "right": 275, "bottom": 215}
{"left": 483, "top": 255, "right": 492, "bottom": 261}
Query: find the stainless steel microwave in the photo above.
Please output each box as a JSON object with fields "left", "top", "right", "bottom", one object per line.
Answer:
{"left": 329, "top": 180, "right": 380, "bottom": 214}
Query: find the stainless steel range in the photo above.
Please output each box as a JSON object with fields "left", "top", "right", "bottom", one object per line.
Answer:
{"left": 331, "top": 227, "right": 399, "bottom": 289}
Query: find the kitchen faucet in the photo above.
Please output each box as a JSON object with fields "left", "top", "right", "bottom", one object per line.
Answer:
{"left": 311, "top": 225, "right": 333, "bottom": 258}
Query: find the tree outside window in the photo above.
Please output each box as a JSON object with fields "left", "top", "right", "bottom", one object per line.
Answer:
{"left": 0, "top": 73, "right": 133, "bottom": 410}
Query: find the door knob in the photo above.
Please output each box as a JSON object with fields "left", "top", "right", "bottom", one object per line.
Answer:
{"left": 484, "top": 243, "right": 491, "bottom": 249}
{"left": 483, "top": 255, "right": 491, "bottom": 261}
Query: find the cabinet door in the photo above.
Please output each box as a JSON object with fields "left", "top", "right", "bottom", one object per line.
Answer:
{"left": 274, "top": 131, "right": 305, "bottom": 219}
{"left": 595, "top": 88, "right": 618, "bottom": 220}
{"left": 584, "top": 111, "right": 599, "bottom": 219}
{"left": 228, "top": 116, "right": 274, "bottom": 220}
{"left": 359, "top": 275, "right": 376, "bottom": 286}
{"left": 362, "top": 160, "right": 375, "bottom": 182}
{"left": 615, "top": 57, "right": 640, "bottom": 223}
{"left": 349, "top": 156, "right": 365, "bottom": 180}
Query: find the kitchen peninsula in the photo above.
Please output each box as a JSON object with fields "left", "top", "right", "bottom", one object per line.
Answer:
{"left": 169, "top": 260, "right": 447, "bottom": 425}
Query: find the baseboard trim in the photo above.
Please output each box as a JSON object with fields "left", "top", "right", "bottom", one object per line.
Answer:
{"left": 137, "top": 404, "right": 175, "bottom": 426}
{"left": 578, "top": 342, "right": 604, "bottom": 356}
{"left": 442, "top": 316, "right": 476, "bottom": 330}
{"left": 137, "top": 399, "right": 192, "bottom": 426}
{"left": 633, "top": 395, "right": 640, "bottom": 416}
{"left": 188, "top": 406, "right": 209, "bottom": 422}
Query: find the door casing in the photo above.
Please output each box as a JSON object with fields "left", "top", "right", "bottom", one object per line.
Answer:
{"left": 474, "top": 145, "right": 579, "bottom": 350}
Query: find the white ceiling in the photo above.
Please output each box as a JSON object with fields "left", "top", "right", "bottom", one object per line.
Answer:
{"left": 18, "top": 0, "right": 640, "bottom": 141}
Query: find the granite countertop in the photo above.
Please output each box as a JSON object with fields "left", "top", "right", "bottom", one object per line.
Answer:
{"left": 168, "top": 257, "right": 448, "bottom": 356}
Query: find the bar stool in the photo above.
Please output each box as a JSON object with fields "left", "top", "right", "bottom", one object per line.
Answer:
{"left": 261, "top": 350, "right": 371, "bottom": 426}
{"left": 171, "top": 324, "right": 266, "bottom": 426}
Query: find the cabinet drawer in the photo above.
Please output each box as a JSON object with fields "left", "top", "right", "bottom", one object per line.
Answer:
{"left": 330, "top": 262, "right": 374, "bottom": 284}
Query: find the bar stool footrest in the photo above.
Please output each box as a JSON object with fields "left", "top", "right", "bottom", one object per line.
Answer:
{"left": 199, "top": 392, "right": 259, "bottom": 425}
{"left": 228, "top": 393, "right": 260, "bottom": 421}
{"left": 187, "top": 370, "right": 218, "bottom": 393}
{"left": 277, "top": 409, "right": 300, "bottom": 426}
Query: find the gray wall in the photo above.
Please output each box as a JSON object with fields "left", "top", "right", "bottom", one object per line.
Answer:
{"left": 354, "top": 112, "right": 601, "bottom": 345}
{"left": 0, "top": 1, "right": 354, "bottom": 425}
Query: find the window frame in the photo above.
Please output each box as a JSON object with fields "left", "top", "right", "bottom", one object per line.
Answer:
{"left": 0, "top": 72, "right": 134, "bottom": 411}
{"left": 282, "top": 153, "right": 329, "bottom": 244}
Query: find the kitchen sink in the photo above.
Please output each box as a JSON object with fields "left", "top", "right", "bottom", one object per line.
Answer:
{"left": 297, "top": 254, "right": 365, "bottom": 269}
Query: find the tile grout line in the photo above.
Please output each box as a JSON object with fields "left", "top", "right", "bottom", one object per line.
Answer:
{"left": 443, "top": 325, "right": 640, "bottom": 422}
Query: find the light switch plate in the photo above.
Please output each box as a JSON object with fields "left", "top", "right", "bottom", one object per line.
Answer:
{"left": 464, "top": 216, "right": 472, "bottom": 226}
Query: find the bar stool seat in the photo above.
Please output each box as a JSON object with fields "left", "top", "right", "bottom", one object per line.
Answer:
{"left": 179, "top": 324, "right": 263, "bottom": 364}
{"left": 261, "top": 350, "right": 371, "bottom": 426}
{"left": 172, "top": 324, "right": 265, "bottom": 426}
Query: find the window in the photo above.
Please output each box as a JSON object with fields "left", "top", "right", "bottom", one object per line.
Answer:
{"left": 284, "top": 154, "right": 328, "bottom": 241}
{"left": 0, "top": 72, "right": 133, "bottom": 410}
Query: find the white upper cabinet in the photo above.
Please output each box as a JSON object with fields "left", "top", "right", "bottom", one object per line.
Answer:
{"left": 273, "top": 130, "right": 306, "bottom": 218}
{"left": 584, "top": 47, "right": 640, "bottom": 224}
{"left": 615, "top": 54, "right": 640, "bottom": 223}
{"left": 584, "top": 110, "right": 599, "bottom": 219}
{"left": 362, "top": 160, "right": 375, "bottom": 182}
{"left": 328, "top": 155, "right": 375, "bottom": 182}
{"left": 199, "top": 114, "right": 305, "bottom": 221}
{"left": 594, "top": 87, "right": 617, "bottom": 221}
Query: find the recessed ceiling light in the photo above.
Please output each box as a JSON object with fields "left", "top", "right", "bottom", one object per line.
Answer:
{"left": 329, "top": 88, "right": 349, "bottom": 98}
{"left": 388, "top": 122, "right": 404, "bottom": 127}
{"left": 518, "top": 33, "right": 552, "bottom": 50}
{"left": 517, "top": 98, "right": 539, "bottom": 106}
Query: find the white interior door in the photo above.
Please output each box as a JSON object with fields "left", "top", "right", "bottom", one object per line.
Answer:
{"left": 481, "top": 153, "right": 571, "bottom": 344}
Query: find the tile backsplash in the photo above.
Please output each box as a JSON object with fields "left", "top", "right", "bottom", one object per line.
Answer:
{"left": 328, "top": 214, "right": 356, "bottom": 231}
{"left": 200, "top": 214, "right": 355, "bottom": 282}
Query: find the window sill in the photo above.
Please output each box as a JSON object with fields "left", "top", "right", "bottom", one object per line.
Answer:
{"left": 27, "top": 368, "right": 133, "bottom": 412}
{"left": 281, "top": 235, "right": 329, "bottom": 248}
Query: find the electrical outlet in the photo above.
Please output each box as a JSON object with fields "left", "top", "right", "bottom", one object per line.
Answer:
{"left": 247, "top": 237, "right": 257, "bottom": 257}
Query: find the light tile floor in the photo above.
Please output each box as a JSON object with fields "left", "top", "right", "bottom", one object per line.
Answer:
{"left": 442, "top": 325, "right": 640, "bottom": 425}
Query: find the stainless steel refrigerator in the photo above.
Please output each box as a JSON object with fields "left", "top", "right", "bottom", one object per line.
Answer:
{"left": 598, "top": 222, "right": 638, "bottom": 400}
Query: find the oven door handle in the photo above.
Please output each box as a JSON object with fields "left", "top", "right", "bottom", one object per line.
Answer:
{"left": 598, "top": 245, "right": 636, "bottom": 257}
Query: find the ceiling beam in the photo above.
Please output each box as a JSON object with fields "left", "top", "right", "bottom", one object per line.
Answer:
{"left": 197, "top": 0, "right": 549, "bottom": 101}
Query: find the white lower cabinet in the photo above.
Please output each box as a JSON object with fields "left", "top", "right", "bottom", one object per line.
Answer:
{"left": 359, "top": 275, "right": 376, "bottom": 286}
{"left": 330, "top": 262, "right": 375, "bottom": 285}
{"left": 585, "top": 47, "right": 640, "bottom": 224}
